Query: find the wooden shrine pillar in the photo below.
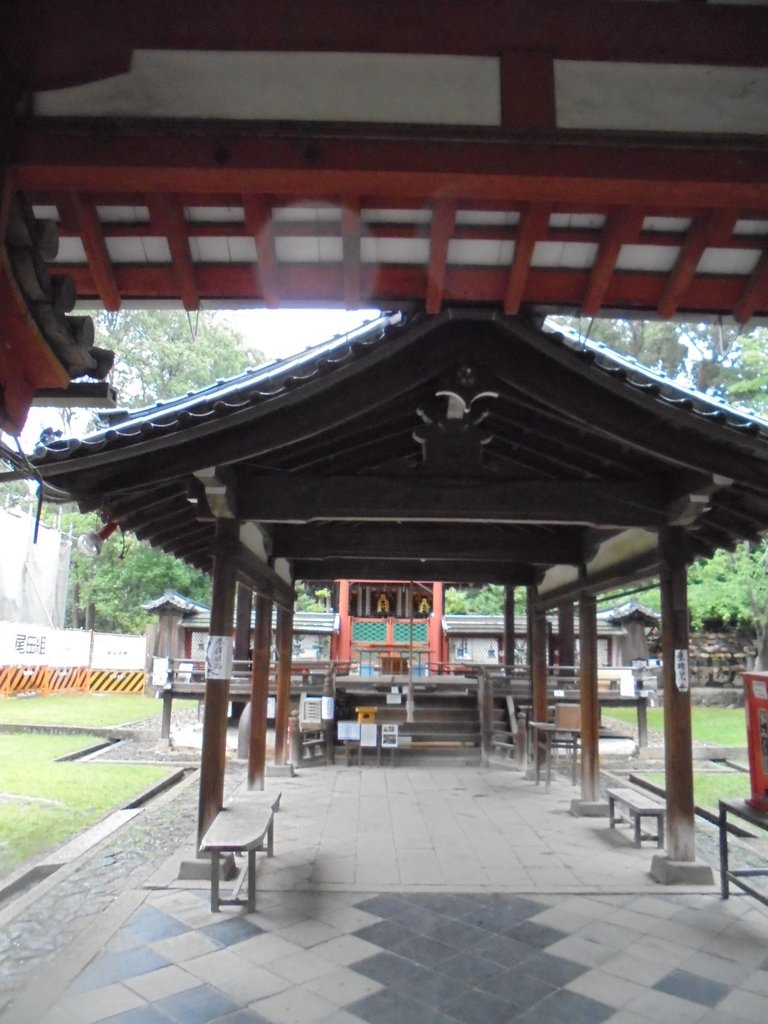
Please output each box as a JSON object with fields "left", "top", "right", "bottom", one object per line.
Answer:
{"left": 234, "top": 583, "right": 252, "bottom": 662}
{"left": 273, "top": 603, "right": 294, "bottom": 765}
{"left": 578, "top": 592, "right": 600, "bottom": 804}
{"left": 248, "top": 592, "right": 272, "bottom": 790}
{"left": 196, "top": 520, "right": 238, "bottom": 850}
{"left": 557, "top": 601, "right": 576, "bottom": 674}
{"left": 503, "top": 586, "right": 515, "bottom": 667}
{"left": 232, "top": 583, "right": 252, "bottom": 714}
{"left": 428, "top": 582, "right": 443, "bottom": 668}
{"left": 651, "top": 526, "right": 713, "bottom": 883}
{"left": 529, "top": 591, "right": 549, "bottom": 724}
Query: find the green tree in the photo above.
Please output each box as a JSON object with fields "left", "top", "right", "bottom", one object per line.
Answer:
{"left": 62, "top": 510, "right": 210, "bottom": 633}
{"left": 444, "top": 584, "right": 506, "bottom": 614}
{"left": 295, "top": 582, "right": 332, "bottom": 612}
{"left": 549, "top": 316, "right": 757, "bottom": 396}
{"left": 716, "top": 328, "right": 768, "bottom": 413}
{"left": 97, "top": 309, "right": 263, "bottom": 407}
{"left": 2, "top": 311, "right": 265, "bottom": 632}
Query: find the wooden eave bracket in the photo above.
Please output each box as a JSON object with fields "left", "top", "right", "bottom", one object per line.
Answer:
{"left": 194, "top": 465, "right": 238, "bottom": 519}
{"left": 667, "top": 474, "right": 734, "bottom": 527}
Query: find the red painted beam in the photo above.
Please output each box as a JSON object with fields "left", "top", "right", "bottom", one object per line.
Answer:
{"left": 59, "top": 261, "right": 764, "bottom": 320}
{"left": 12, "top": 0, "right": 768, "bottom": 91}
{"left": 13, "top": 127, "right": 768, "bottom": 210}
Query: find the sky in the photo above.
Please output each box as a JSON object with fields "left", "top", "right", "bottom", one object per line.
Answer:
{"left": 220, "top": 307, "right": 381, "bottom": 362}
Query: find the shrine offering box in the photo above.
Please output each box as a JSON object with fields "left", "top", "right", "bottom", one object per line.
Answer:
{"left": 742, "top": 673, "right": 768, "bottom": 812}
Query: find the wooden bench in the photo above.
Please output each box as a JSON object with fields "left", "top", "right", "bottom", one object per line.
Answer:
{"left": 607, "top": 787, "right": 665, "bottom": 848}
{"left": 200, "top": 791, "right": 281, "bottom": 912}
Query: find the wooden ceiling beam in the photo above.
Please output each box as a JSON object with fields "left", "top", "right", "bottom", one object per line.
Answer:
{"left": 425, "top": 198, "right": 456, "bottom": 314}
{"left": 57, "top": 260, "right": 763, "bottom": 317}
{"left": 242, "top": 195, "right": 280, "bottom": 307}
{"left": 147, "top": 193, "right": 199, "bottom": 310}
{"left": 657, "top": 209, "right": 738, "bottom": 319}
{"left": 15, "top": 127, "right": 768, "bottom": 210}
{"left": 236, "top": 475, "right": 673, "bottom": 527}
{"left": 271, "top": 523, "right": 587, "bottom": 564}
{"left": 291, "top": 558, "right": 539, "bottom": 586}
{"left": 503, "top": 203, "right": 551, "bottom": 314}
{"left": 582, "top": 206, "right": 645, "bottom": 317}
{"left": 16, "top": 0, "right": 768, "bottom": 93}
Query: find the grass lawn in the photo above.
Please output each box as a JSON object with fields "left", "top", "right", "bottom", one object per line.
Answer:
{"left": 0, "top": 692, "right": 162, "bottom": 727}
{"left": 606, "top": 705, "right": 748, "bottom": 747}
{"left": 636, "top": 770, "right": 752, "bottom": 811}
{"left": 0, "top": 732, "right": 169, "bottom": 880}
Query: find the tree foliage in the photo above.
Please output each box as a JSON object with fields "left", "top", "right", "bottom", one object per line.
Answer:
{"left": 549, "top": 316, "right": 762, "bottom": 398}
{"left": 97, "top": 309, "right": 263, "bottom": 407}
{"left": 64, "top": 510, "right": 211, "bottom": 633}
{"left": 444, "top": 585, "right": 508, "bottom": 614}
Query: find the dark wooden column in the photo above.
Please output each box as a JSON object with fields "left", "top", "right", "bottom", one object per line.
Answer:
{"left": 579, "top": 592, "right": 600, "bottom": 802}
{"left": 530, "top": 592, "right": 549, "bottom": 723}
{"left": 659, "top": 526, "right": 696, "bottom": 862}
{"left": 196, "top": 519, "right": 238, "bottom": 850}
{"left": 233, "top": 583, "right": 252, "bottom": 716}
{"left": 248, "top": 592, "right": 272, "bottom": 790}
{"left": 273, "top": 603, "right": 294, "bottom": 765}
{"left": 234, "top": 583, "right": 252, "bottom": 662}
{"left": 503, "top": 585, "right": 515, "bottom": 667}
{"left": 557, "top": 601, "right": 576, "bottom": 674}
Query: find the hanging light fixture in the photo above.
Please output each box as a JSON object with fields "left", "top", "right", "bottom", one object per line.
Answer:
{"left": 76, "top": 520, "right": 118, "bottom": 558}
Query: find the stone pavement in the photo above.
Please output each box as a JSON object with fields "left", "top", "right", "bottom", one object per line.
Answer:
{"left": 2, "top": 759, "right": 768, "bottom": 1024}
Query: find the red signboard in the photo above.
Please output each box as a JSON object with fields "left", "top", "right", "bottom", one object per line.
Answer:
{"left": 742, "top": 673, "right": 768, "bottom": 812}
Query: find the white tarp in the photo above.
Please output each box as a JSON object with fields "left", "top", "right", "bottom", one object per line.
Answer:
{"left": 0, "top": 508, "right": 71, "bottom": 626}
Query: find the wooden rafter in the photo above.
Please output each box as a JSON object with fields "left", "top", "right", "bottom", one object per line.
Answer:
{"left": 657, "top": 209, "right": 737, "bottom": 319}
{"left": 582, "top": 207, "right": 645, "bottom": 316}
{"left": 425, "top": 198, "right": 456, "bottom": 314}
{"left": 66, "top": 193, "right": 121, "bottom": 311}
{"left": 147, "top": 193, "right": 199, "bottom": 310}
{"left": 734, "top": 248, "right": 768, "bottom": 324}
{"left": 503, "top": 203, "right": 550, "bottom": 314}
{"left": 341, "top": 198, "right": 361, "bottom": 309}
{"left": 242, "top": 195, "right": 280, "bottom": 307}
